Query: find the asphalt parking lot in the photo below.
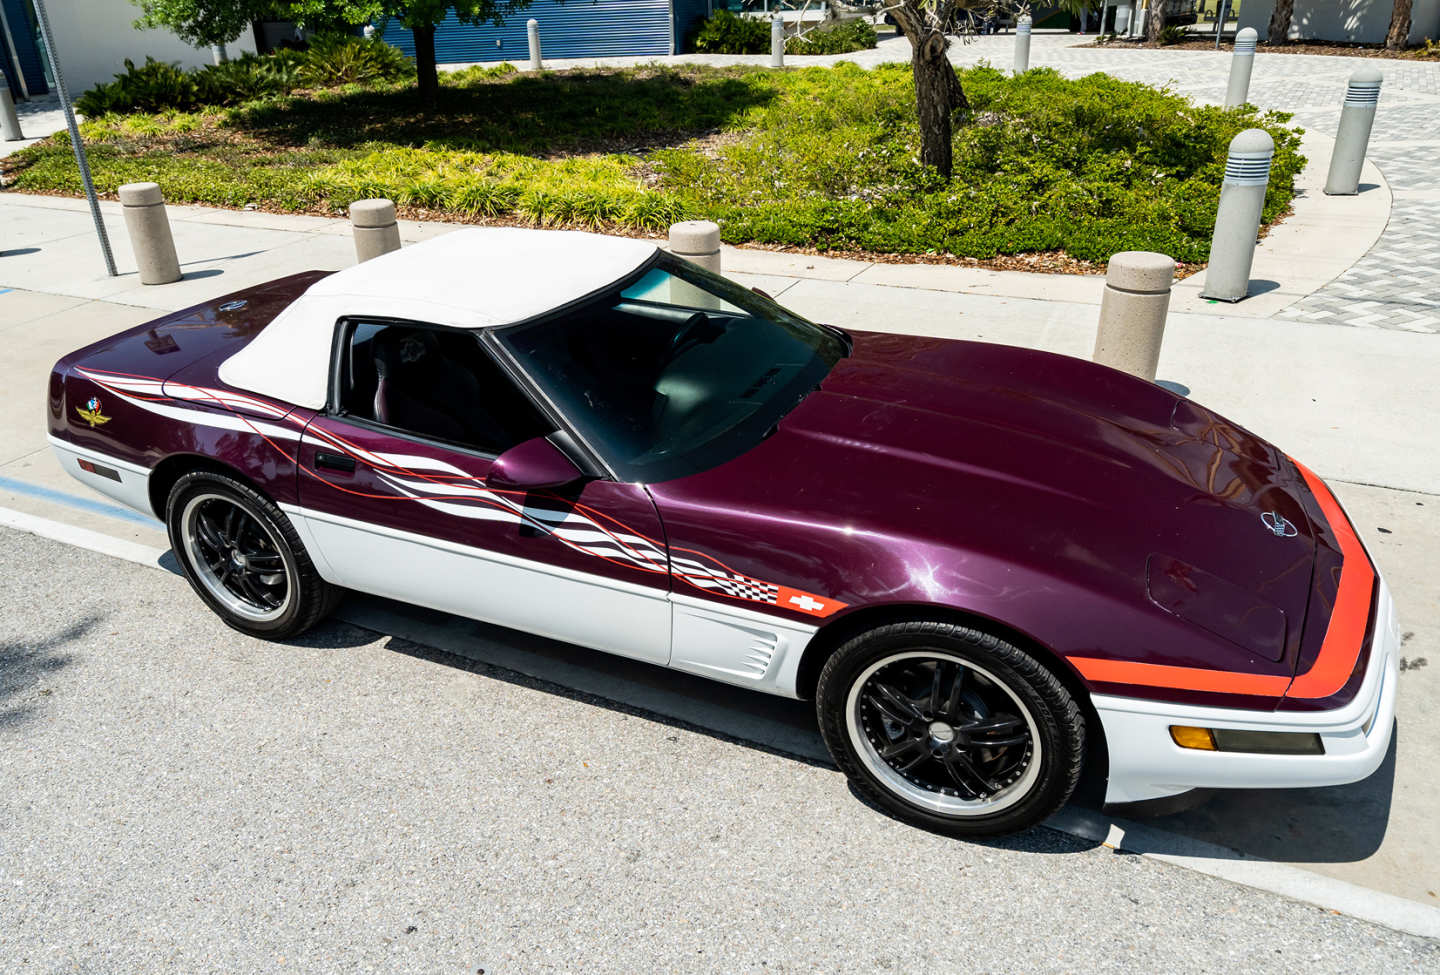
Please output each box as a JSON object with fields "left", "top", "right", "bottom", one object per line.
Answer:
{"left": 3, "top": 527, "right": 1438, "bottom": 973}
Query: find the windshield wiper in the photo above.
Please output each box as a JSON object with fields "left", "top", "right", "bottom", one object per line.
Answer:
{"left": 819, "top": 322, "right": 853, "bottom": 355}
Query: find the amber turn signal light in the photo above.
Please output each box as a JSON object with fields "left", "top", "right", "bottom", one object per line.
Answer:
{"left": 1169, "top": 726, "right": 1218, "bottom": 750}
{"left": 1169, "top": 725, "right": 1326, "bottom": 755}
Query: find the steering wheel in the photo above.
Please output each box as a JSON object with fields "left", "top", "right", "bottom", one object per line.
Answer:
{"left": 668, "top": 311, "right": 712, "bottom": 358}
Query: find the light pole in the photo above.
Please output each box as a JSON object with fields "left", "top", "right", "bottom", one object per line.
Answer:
{"left": 29, "top": 0, "right": 117, "bottom": 276}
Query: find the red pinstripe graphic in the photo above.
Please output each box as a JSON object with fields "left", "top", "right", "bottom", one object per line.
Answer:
{"left": 77, "top": 368, "right": 846, "bottom": 619}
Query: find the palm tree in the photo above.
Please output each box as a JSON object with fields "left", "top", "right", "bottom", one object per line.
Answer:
{"left": 1386, "top": 0, "right": 1413, "bottom": 50}
{"left": 1266, "top": 0, "right": 1294, "bottom": 44}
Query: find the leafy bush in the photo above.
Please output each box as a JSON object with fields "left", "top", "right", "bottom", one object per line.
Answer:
{"left": 1159, "top": 25, "right": 1189, "bottom": 46}
{"left": 298, "top": 34, "right": 413, "bottom": 86}
{"left": 74, "top": 38, "right": 410, "bottom": 117}
{"left": 786, "top": 18, "right": 878, "bottom": 55}
{"left": 21, "top": 62, "right": 1304, "bottom": 265}
{"left": 691, "top": 10, "right": 770, "bottom": 54}
{"left": 76, "top": 57, "right": 197, "bottom": 116}
{"left": 193, "top": 54, "right": 297, "bottom": 107}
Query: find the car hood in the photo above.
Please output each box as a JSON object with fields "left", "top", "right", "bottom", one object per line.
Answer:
{"left": 656, "top": 332, "right": 1318, "bottom": 668}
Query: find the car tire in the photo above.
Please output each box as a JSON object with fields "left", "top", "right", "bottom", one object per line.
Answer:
{"left": 816, "top": 620, "right": 1084, "bottom": 836}
{"left": 166, "top": 470, "right": 338, "bottom": 640}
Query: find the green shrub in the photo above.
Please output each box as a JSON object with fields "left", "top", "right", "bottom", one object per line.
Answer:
{"left": 298, "top": 34, "right": 414, "bottom": 86}
{"left": 1159, "top": 25, "right": 1189, "bottom": 46}
{"left": 20, "top": 62, "right": 1304, "bottom": 266}
{"left": 74, "top": 38, "right": 410, "bottom": 117}
{"left": 76, "top": 57, "right": 197, "bottom": 116}
{"left": 786, "top": 18, "right": 878, "bottom": 55}
{"left": 193, "top": 54, "right": 296, "bottom": 107}
{"left": 691, "top": 10, "right": 770, "bottom": 54}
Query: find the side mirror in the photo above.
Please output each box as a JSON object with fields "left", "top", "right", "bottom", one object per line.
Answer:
{"left": 489, "top": 436, "right": 583, "bottom": 491}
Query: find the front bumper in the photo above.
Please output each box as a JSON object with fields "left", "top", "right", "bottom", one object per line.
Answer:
{"left": 1095, "top": 575, "right": 1399, "bottom": 804}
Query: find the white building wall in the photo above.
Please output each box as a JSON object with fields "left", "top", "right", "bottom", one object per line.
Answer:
{"left": 1240, "top": 0, "right": 1440, "bottom": 45}
{"left": 45, "top": 0, "right": 258, "bottom": 93}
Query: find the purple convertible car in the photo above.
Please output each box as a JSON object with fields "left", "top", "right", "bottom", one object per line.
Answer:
{"left": 48, "top": 229, "right": 1398, "bottom": 835}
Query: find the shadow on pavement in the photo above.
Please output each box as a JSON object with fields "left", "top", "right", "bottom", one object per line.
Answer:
{"left": 316, "top": 596, "right": 1403, "bottom": 862}
{"left": 314, "top": 594, "right": 1397, "bottom": 864}
{"left": 1110, "top": 726, "right": 1397, "bottom": 864}
{"left": 332, "top": 598, "right": 1106, "bottom": 856}
{"left": 0, "top": 613, "right": 101, "bottom": 729}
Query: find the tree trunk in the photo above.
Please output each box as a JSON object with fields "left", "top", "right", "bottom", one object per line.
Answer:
{"left": 1266, "top": 0, "right": 1294, "bottom": 44}
{"left": 909, "top": 29, "right": 966, "bottom": 178}
{"left": 1386, "top": 0, "right": 1413, "bottom": 50}
{"left": 413, "top": 23, "right": 439, "bottom": 101}
{"left": 1145, "top": 2, "right": 1168, "bottom": 44}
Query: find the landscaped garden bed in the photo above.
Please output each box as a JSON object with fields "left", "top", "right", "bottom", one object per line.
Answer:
{"left": 0, "top": 51, "right": 1305, "bottom": 271}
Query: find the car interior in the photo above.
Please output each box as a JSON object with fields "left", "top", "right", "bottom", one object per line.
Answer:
{"left": 502, "top": 296, "right": 799, "bottom": 468}
{"left": 339, "top": 321, "right": 553, "bottom": 456}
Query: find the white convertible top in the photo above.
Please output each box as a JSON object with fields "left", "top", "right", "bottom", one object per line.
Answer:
{"left": 219, "top": 227, "right": 658, "bottom": 410}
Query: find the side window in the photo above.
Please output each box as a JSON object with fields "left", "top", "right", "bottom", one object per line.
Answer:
{"left": 337, "top": 321, "right": 553, "bottom": 456}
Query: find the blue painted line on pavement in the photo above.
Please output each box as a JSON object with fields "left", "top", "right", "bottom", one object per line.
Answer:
{"left": 0, "top": 474, "right": 162, "bottom": 528}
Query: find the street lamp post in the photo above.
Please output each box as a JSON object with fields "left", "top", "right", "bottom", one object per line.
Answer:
{"left": 29, "top": 0, "right": 117, "bottom": 276}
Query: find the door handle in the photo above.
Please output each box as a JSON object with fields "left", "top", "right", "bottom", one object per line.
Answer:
{"left": 314, "top": 450, "right": 356, "bottom": 473}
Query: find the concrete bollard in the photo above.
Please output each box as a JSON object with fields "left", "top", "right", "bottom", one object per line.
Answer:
{"left": 117, "top": 182, "right": 181, "bottom": 285}
{"left": 1093, "top": 252, "right": 1175, "bottom": 381}
{"left": 349, "top": 198, "right": 402, "bottom": 263}
{"left": 1013, "top": 16, "right": 1032, "bottom": 74}
{"left": 669, "top": 220, "right": 721, "bottom": 273}
{"left": 668, "top": 220, "right": 723, "bottom": 309}
{"left": 1224, "top": 27, "right": 1257, "bottom": 108}
{"left": 527, "top": 19, "right": 542, "bottom": 71}
{"left": 1200, "top": 128, "right": 1274, "bottom": 303}
{"left": 771, "top": 15, "right": 785, "bottom": 68}
{"left": 1324, "top": 67, "right": 1382, "bottom": 196}
{"left": 1, "top": 86, "right": 22, "bottom": 142}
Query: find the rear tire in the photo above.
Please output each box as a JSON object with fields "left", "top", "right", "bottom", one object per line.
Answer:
{"left": 816, "top": 620, "right": 1084, "bottom": 836}
{"left": 166, "top": 470, "right": 337, "bottom": 640}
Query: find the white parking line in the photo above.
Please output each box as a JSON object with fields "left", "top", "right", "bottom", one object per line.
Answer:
{"left": 4, "top": 501, "right": 1439, "bottom": 941}
{"left": 0, "top": 505, "right": 168, "bottom": 568}
{"left": 1049, "top": 807, "right": 1440, "bottom": 939}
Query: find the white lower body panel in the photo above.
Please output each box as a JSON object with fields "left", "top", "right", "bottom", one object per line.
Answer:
{"left": 670, "top": 593, "right": 817, "bottom": 699}
{"left": 1096, "top": 576, "right": 1399, "bottom": 804}
{"left": 287, "top": 505, "right": 677, "bottom": 666}
{"left": 49, "top": 435, "right": 155, "bottom": 518}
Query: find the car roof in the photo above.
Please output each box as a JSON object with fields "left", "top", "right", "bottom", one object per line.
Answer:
{"left": 219, "top": 228, "right": 659, "bottom": 410}
{"left": 306, "top": 227, "right": 659, "bottom": 325}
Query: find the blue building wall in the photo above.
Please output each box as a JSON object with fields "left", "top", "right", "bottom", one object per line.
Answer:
{"left": 379, "top": 0, "right": 686, "bottom": 65}
{"left": 1, "top": 0, "right": 49, "bottom": 97}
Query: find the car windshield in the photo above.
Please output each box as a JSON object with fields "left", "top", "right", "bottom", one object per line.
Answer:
{"left": 496, "top": 254, "right": 847, "bottom": 483}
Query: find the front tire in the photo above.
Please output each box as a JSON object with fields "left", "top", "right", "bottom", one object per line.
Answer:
{"left": 166, "top": 470, "right": 336, "bottom": 639}
{"left": 816, "top": 620, "right": 1084, "bottom": 836}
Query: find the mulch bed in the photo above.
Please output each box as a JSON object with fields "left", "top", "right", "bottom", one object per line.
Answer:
{"left": 1079, "top": 37, "right": 1438, "bottom": 60}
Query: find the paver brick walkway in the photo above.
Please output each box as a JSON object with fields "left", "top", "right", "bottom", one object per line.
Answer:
{"left": 939, "top": 36, "right": 1440, "bottom": 335}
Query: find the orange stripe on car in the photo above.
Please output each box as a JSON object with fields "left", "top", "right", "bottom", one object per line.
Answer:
{"left": 1068, "top": 459, "right": 1373, "bottom": 701}
{"left": 1285, "top": 459, "right": 1374, "bottom": 699}
{"left": 1065, "top": 657, "right": 1292, "bottom": 697}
